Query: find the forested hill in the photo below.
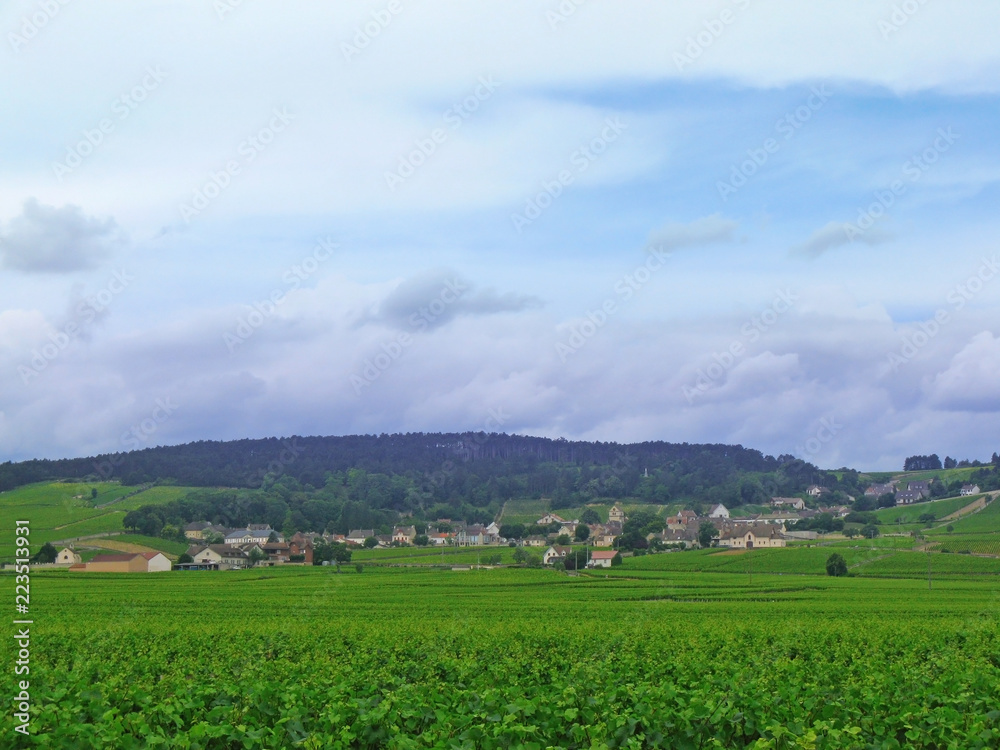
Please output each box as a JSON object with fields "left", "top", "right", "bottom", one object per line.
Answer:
{"left": 0, "top": 432, "right": 823, "bottom": 499}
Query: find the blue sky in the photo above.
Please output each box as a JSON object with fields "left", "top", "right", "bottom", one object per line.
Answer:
{"left": 1, "top": 0, "right": 999, "bottom": 470}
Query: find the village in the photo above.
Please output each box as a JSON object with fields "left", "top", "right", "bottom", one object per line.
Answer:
{"left": 50, "top": 483, "right": 918, "bottom": 572}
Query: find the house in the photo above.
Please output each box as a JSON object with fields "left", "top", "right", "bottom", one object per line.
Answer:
{"left": 375, "top": 535, "right": 393, "bottom": 548}
{"left": 70, "top": 552, "right": 171, "bottom": 573}
{"left": 589, "top": 525, "right": 618, "bottom": 547}
{"left": 770, "top": 497, "right": 805, "bottom": 511}
{"left": 718, "top": 524, "right": 786, "bottom": 549}
{"left": 428, "top": 532, "right": 452, "bottom": 546}
{"left": 346, "top": 529, "right": 376, "bottom": 546}
{"left": 558, "top": 522, "right": 579, "bottom": 537}
{"left": 961, "top": 484, "right": 981, "bottom": 496}
{"left": 537, "top": 513, "right": 566, "bottom": 525}
{"left": 457, "top": 525, "right": 486, "bottom": 546}
{"left": 263, "top": 542, "right": 292, "bottom": 563}
{"left": 588, "top": 550, "right": 618, "bottom": 568}
{"left": 865, "top": 483, "right": 896, "bottom": 497}
{"left": 806, "top": 485, "right": 826, "bottom": 497}
{"left": 907, "top": 481, "right": 931, "bottom": 498}
{"left": 55, "top": 547, "right": 81, "bottom": 565}
{"left": 654, "top": 528, "right": 699, "bottom": 548}
{"left": 708, "top": 503, "right": 730, "bottom": 518}
{"left": 183, "top": 522, "right": 213, "bottom": 541}
{"left": 666, "top": 510, "right": 697, "bottom": 530}
{"left": 523, "top": 535, "right": 547, "bottom": 547}
{"left": 608, "top": 505, "right": 626, "bottom": 524}
{"left": 288, "top": 533, "right": 314, "bottom": 563}
{"left": 896, "top": 490, "right": 925, "bottom": 505}
{"left": 485, "top": 522, "right": 502, "bottom": 543}
{"left": 392, "top": 526, "right": 416, "bottom": 544}
{"left": 188, "top": 544, "right": 249, "bottom": 570}
{"left": 225, "top": 528, "right": 279, "bottom": 546}
{"left": 543, "top": 545, "right": 572, "bottom": 565}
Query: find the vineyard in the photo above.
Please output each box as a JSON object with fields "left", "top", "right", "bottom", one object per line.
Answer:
{"left": 3, "top": 566, "right": 999, "bottom": 748}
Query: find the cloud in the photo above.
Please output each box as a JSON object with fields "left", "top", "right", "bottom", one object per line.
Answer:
{"left": 792, "top": 221, "right": 892, "bottom": 259}
{"left": 645, "top": 214, "right": 738, "bottom": 253}
{"left": 924, "top": 331, "right": 1000, "bottom": 412}
{"left": 0, "top": 199, "right": 123, "bottom": 273}
{"left": 361, "top": 270, "right": 543, "bottom": 330}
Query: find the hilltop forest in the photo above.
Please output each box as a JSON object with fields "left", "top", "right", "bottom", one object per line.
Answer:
{"left": 2, "top": 433, "right": 998, "bottom": 537}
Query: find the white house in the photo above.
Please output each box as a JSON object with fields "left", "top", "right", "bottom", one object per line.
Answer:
{"left": 718, "top": 525, "right": 786, "bottom": 549}
{"left": 770, "top": 497, "right": 805, "bottom": 511}
{"left": 588, "top": 551, "right": 618, "bottom": 568}
{"left": 708, "top": 504, "right": 730, "bottom": 519}
{"left": 55, "top": 547, "right": 82, "bottom": 565}
{"left": 543, "top": 546, "right": 571, "bottom": 565}
{"left": 960, "top": 484, "right": 981, "bottom": 496}
{"left": 142, "top": 552, "right": 173, "bottom": 572}
{"left": 392, "top": 526, "right": 416, "bottom": 544}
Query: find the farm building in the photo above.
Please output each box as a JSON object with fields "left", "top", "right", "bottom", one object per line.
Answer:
{"left": 588, "top": 551, "right": 618, "bottom": 568}
{"left": 718, "top": 525, "right": 786, "bottom": 549}
{"left": 70, "top": 551, "right": 172, "bottom": 573}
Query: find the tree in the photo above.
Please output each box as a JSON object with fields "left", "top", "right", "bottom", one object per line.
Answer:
{"left": 414, "top": 534, "right": 429, "bottom": 546}
{"left": 861, "top": 523, "right": 880, "bottom": 539}
{"left": 574, "top": 524, "right": 590, "bottom": 542}
{"left": 698, "top": 521, "right": 719, "bottom": 549}
{"left": 363, "top": 536, "right": 378, "bottom": 549}
{"left": 267, "top": 531, "right": 279, "bottom": 543}
{"left": 248, "top": 547, "right": 268, "bottom": 567}
{"left": 611, "top": 551, "right": 623, "bottom": 566}
{"left": 512, "top": 547, "right": 528, "bottom": 564}
{"left": 826, "top": 553, "right": 848, "bottom": 577}
{"left": 178, "top": 553, "right": 194, "bottom": 564}
{"left": 499, "top": 523, "right": 525, "bottom": 540}
{"left": 32, "top": 542, "right": 58, "bottom": 564}
{"left": 556, "top": 534, "right": 572, "bottom": 546}
{"left": 877, "top": 493, "right": 896, "bottom": 509}
{"left": 562, "top": 549, "right": 589, "bottom": 571}
{"left": 90, "top": 488, "right": 98, "bottom": 500}
{"left": 579, "top": 508, "right": 601, "bottom": 525}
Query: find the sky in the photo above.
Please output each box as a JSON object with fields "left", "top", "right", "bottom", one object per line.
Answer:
{"left": 1, "top": 0, "right": 999, "bottom": 471}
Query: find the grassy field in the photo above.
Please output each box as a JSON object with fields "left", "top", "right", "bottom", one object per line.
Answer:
{"left": 0, "top": 482, "right": 205, "bottom": 562}
{"left": 926, "top": 495, "right": 1000, "bottom": 535}
{"left": 874, "top": 494, "right": 976, "bottom": 525}
{"left": 2, "top": 565, "right": 999, "bottom": 747}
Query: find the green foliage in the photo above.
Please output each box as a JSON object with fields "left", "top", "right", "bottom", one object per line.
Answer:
{"left": 698, "top": 520, "right": 719, "bottom": 549}
{"left": 825, "top": 553, "right": 848, "bottom": 576}
{"left": 363, "top": 536, "right": 378, "bottom": 549}
{"left": 574, "top": 524, "right": 590, "bottom": 542}
{"left": 177, "top": 553, "right": 194, "bottom": 564}
{"left": 32, "top": 541, "right": 58, "bottom": 563}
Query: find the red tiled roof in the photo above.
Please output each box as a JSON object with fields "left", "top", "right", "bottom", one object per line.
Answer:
{"left": 590, "top": 551, "right": 617, "bottom": 559}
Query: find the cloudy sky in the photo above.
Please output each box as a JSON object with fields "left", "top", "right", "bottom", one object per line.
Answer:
{"left": 2, "top": 1, "right": 998, "bottom": 471}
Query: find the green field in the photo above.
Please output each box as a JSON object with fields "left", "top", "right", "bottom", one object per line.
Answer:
{"left": 3, "top": 565, "right": 1000, "bottom": 748}
{"left": 874, "top": 494, "right": 976, "bottom": 526}
{"left": 926, "top": 496, "right": 1000, "bottom": 535}
{"left": 0, "top": 482, "right": 205, "bottom": 562}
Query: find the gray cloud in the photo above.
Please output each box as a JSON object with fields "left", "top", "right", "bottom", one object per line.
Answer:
{"left": 645, "top": 214, "right": 739, "bottom": 253}
{"left": 362, "top": 270, "right": 543, "bottom": 331}
{"left": 0, "top": 199, "right": 123, "bottom": 273}
{"left": 793, "top": 220, "right": 892, "bottom": 259}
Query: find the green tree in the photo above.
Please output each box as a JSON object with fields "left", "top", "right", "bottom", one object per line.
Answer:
{"left": 177, "top": 553, "right": 194, "bottom": 564}
{"left": 90, "top": 488, "right": 98, "bottom": 500}
{"left": 414, "top": 534, "right": 429, "bottom": 546}
{"left": 512, "top": 547, "right": 528, "bottom": 564}
{"left": 877, "top": 493, "right": 896, "bottom": 509}
{"left": 861, "top": 523, "right": 880, "bottom": 539}
{"left": 556, "top": 533, "right": 572, "bottom": 546}
{"left": 698, "top": 521, "right": 719, "bottom": 549}
{"left": 32, "top": 542, "right": 58, "bottom": 564}
{"left": 826, "top": 553, "right": 848, "bottom": 577}
{"left": 500, "top": 523, "right": 525, "bottom": 540}
{"left": 611, "top": 551, "right": 623, "bottom": 566}
{"left": 579, "top": 508, "right": 601, "bottom": 525}
{"left": 574, "top": 524, "right": 590, "bottom": 542}
{"left": 363, "top": 536, "right": 378, "bottom": 549}
{"left": 248, "top": 547, "right": 268, "bottom": 567}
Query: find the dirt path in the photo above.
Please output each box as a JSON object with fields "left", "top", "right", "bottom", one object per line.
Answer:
{"left": 52, "top": 511, "right": 122, "bottom": 531}
{"left": 941, "top": 492, "right": 997, "bottom": 521}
